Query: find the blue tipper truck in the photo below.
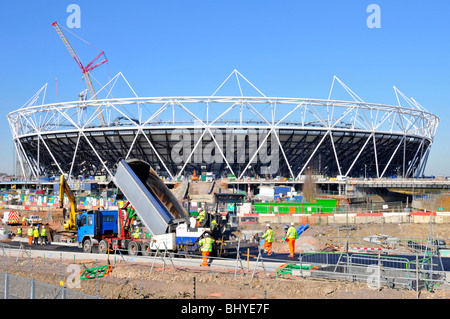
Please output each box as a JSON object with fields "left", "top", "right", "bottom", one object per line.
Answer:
{"left": 76, "top": 159, "right": 259, "bottom": 256}
{"left": 76, "top": 159, "right": 201, "bottom": 255}
{"left": 76, "top": 210, "right": 120, "bottom": 253}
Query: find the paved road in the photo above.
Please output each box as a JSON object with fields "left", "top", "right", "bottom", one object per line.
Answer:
{"left": 0, "top": 239, "right": 296, "bottom": 272}
{"left": 1, "top": 239, "right": 81, "bottom": 253}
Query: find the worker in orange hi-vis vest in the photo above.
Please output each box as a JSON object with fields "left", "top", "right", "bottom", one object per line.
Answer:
{"left": 27, "top": 227, "right": 33, "bottom": 245}
{"left": 285, "top": 222, "right": 298, "bottom": 258}
{"left": 199, "top": 233, "right": 215, "bottom": 266}
{"left": 262, "top": 224, "right": 274, "bottom": 256}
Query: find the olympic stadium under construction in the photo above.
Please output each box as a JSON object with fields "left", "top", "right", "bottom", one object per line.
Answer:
{"left": 4, "top": 22, "right": 440, "bottom": 182}
{"left": 7, "top": 69, "right": 439, "bottom": 181}
{"left": 1, "top": 22, "right": 450, "bottom": 302}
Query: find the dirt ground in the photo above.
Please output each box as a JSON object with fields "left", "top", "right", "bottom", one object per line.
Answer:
{"left": 3, "top": 247, "right": 449, "bottom": 300}
{"left": 2, "top": 207, "right": 450, "bottom": 299}
{"left": 2, "top": 222, "right": 450, "bottom": 300}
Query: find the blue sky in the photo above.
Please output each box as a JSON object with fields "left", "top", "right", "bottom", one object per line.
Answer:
{"left": 0, "top": 0, "right": 449, "bottom": 176}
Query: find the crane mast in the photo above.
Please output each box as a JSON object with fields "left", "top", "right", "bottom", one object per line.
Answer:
{"left": 52, "top": 21, "right": 107, "bottom": 125}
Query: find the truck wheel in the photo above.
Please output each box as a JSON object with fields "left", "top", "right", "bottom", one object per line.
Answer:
{"left": 98, "top": 240, "right": 109, "bottom": 254}
{"left": 128, "top": 241, "right": 140, "bottom": 256}
{"left": 83, "top": 239, "right": 92, "bottom": 253}
{"left": 141, "top": 242, "right": 151, "bottom": 256}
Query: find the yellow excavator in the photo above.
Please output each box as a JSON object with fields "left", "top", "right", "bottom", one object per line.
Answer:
{"left": 59, "top": 175, "right": 78, "bottom": 230}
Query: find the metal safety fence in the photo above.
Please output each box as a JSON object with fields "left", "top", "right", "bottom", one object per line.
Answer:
{"left": 298, "top": 251, "right": 448, "bottom": 292}
{"left": 1, "top": 235, "right": 449, "bottom": 298}
{"left": 0, "top": 243, "right": 100, "bottom": 299}
{"left": 0, "top": 272, "right": 98, "bottom": 299}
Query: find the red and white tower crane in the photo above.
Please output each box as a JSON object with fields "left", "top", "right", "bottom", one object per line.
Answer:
{"left": 52, "top": 21, "right": 107, "bottom": 125}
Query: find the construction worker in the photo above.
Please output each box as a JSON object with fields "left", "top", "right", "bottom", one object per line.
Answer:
{"left": 132, "top": 228, "right": 141, "bottom": 239}
{"left": 211, "top": 215, "right": 222, "bottom": 237}
{"left": 22, "top": 216, "right": 26, "bottom": 226}
{"left": 27, "top": 227, "right": 33, "bottom": 245}
{"left": 40, "top": 226, "right": 47, "bottom": 245}
{"left": 33, "top": 226, "right": 40, "bottom": 245}
{"left": 211, "top": 218, "right": 218, "bottom": 231}
{"left": 16, "top": 226, "right": 22, "bottom": 238}
{"left": 197, "top": 208, "right": 206, "bottom": 227}
{"left": 262, "top": 224, "right": 274, "bottom": 256}
{"left": 221, "top": 221, "right": 231, "bottom": 238}
{"left": 199, "top": 233, "right": 215, "bottom": 267}
{"left": 285, "top": 222, "right": 298, "bottom": 258}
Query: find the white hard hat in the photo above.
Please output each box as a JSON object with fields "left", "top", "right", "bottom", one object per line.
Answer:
{"left": 291, "top": 222, "right": 294, "bottom": 226}
{"left": 266, "top": 224, "right": 270, "bottom": 227}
